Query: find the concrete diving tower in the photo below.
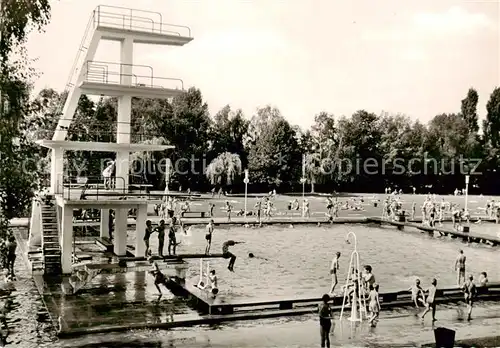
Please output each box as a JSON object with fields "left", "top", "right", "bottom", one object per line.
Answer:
{"left": 31, "top": 5, "right": 194, "bottom": 276}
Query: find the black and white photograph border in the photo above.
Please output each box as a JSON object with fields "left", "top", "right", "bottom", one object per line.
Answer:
{"left": 0, "top": 0, "right": 499, "bottom": 347}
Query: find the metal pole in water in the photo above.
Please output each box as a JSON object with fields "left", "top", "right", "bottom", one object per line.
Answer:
{"left": 301, "top": 154, "right": 306, "bottom": 217}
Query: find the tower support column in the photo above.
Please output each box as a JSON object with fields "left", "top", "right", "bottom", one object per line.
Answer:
{"left": 61, "top": 205, "right": 73, "bottom": 274}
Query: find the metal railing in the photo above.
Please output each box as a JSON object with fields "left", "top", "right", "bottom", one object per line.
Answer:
{"left": 84, "top": 61, "right": 184, "bottom": 90}
{"left": 93, "top": 5, "right": 192, "bottom": 37}
{"left": 55, "top": 174, "right": 128, "bottom": 201}
{"left": 32, "top": 125, "right": 167, "bottom": 143}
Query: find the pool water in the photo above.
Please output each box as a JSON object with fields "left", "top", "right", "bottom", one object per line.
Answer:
{"left": 128, "top": 223, "right": 500, "bottom": 301}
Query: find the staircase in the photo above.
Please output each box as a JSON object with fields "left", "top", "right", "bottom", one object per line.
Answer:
{"left": 41, "top": 197, "right": 62, "bottom": 275}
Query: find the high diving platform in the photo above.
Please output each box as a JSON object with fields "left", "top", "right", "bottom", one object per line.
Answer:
{"left": 29, "top": 3, "right": 195, "bottom": 279}
{"left": 93, "top": 5, "right": 193, "bottom": 46}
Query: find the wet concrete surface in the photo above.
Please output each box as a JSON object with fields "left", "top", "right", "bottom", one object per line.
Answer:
{"left": 53, "top": 302, "right": 500, "bottom": 347}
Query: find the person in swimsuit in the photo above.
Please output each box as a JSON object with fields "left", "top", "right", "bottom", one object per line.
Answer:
{"left": 368, "top": 283, "right": 381, "bottom": 326}
{"left": 143, "top": 220, "right": 153, "bottom": 257}
{"left": 225, "top": 201, "right": 232, "bottom": 222}
{"left": 462, "top": 274, "right": 476, "bottom": 321}
{"left": 197, "top": 269, "right": 219, "bottom": 298}
{"left": 303, "top": 199, "right": 310, "bottom": 218}
{"left": 363, "top": 265, "right": 376, "bottom": 292}
{"left": 205, "top": 219, "right": 214, "bottom": 254}
{"left": 222, "top": 240, "right": 244, "bottom": 272}
{"left": 318, "top": 294, "right": 333, "bottom": 348}
{"left": 420, "top": 278, "right": 437, "bottom": 321}
{"left": 329, "top": 252, "right": 341, "bottom": 294}
{"left": 155, "top": 220, "right": 166, "bottom": 257}
{"left": 408, "top": 278, "right": 426, "bottom": 310}
{"left": 167, "top": 219, "right": 178, "bottom": 256}
{"left": 254, "top": 200, "right": 262, "bottom": 223}
{"left": 478, "top": 272, "right": 488, "bottom": 287}
{"left": 149, "top": 262, "right": 169, "bottom": 295}
{"left": 5, "top": 236, "right": 16, "bottom": 279}
{"left": 209, "top": 203, "right": 215, "bottom": 217}
{"left": 454, "top": 250, "right": 466, "bottom": 286}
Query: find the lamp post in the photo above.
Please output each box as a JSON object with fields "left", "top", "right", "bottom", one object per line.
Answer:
{"left": 465, "top": 174, "right": 470, "bottom": 212}
{"left": 301, "top": 154, "right": 306, "bottom": 217}
{"left": 243, "top": 169, "right": 249, "bottom": 224}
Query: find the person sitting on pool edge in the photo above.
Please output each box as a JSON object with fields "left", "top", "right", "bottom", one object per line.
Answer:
{"left": 222, "top": 240, "right": 244, "bottom": 272}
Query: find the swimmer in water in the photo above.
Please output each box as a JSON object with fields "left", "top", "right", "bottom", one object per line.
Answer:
{"left": 205, "top": 219, "right": 214, "bottom": 255}
{"left": 248, "top": 252, "right": 269, "bottom": 261}
{"left": 329, "top": 252, "right": 341, "bottom": 294}
{"left": 454, "top": 250, "right": 466, "bottom": 286}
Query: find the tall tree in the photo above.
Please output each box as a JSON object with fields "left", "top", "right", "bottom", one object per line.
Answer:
{"left": 483, "top": 87, "right": 500, "bottom": 150}
{"left": 0, "top": 0, "right": 51, "bottom": 233}
{"left": 460, "top": 88, "right": 479, "bottom": 134}
{"left": 205, "top": 152, "right": 242, "bottom": 188}
{"left": 247, "top": 107, "right": 301, "bottom": 188}
{"left": 210, "top": 105, "right": 249, "bottom": 167}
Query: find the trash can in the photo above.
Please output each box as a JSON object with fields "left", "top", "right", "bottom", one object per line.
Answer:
{"left": 373, "top": 202, "right": 378, "bottom": 207}
{"left": 434, "top": 327, "right": 455, "bottom": 348}
{"left": 463, "top": 226, "right": 470, "bottom": 233}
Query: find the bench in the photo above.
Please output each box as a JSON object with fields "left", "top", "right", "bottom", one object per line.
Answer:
{"left": 181, "top": 211, "right": 206, "bottom": 218}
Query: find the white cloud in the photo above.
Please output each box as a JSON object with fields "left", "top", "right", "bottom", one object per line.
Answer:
{"left": 412, "top": 6, "right": 494, "bottom": 36}
{"left": 363, "top": 6, "right": 494, "bottom": 61}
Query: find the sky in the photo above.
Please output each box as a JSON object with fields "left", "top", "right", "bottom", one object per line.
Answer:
{"left": 27, "top": 0, "right": 499, "bottom": 129}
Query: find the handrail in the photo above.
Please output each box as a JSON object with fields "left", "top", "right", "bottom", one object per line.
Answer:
{"left": 84, "top": 71, "right": 184, "bottom": 89}
{"left": 57, "top": 174, "right": 128, "bottom": 201}
{"left": 97, "top": 12, "right": 155, "bottom": 33}
{"left": 95, "top": 5, "right": 163, "bottom": 23}
{"left": 34, "top": 128, "right": 166, "bottom": 142}
{"left": 93, "top": 5, "right": 191, "bottom": 37}
{"left": 83, "top": 62, "right": 184, "bottom": 90}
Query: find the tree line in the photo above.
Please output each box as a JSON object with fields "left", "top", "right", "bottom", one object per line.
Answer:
{"left": 31, "top": 85, "right": 500, "bottom": 195}
{"left": 3, "top": 0, "right": 500, "bottom": 236}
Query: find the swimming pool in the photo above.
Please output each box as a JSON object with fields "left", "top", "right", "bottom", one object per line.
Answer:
{"left": 129, "top": 223, "right": 500, "bottom": 301}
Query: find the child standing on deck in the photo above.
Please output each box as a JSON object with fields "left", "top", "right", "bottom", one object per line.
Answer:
{"left": 143, "top": 220, "right": 153, "bottom": 257}
{"left": 318, "top": 294, "right": 333, "bottom": 348}
{"left": 420, "top": 278, "right": 437, "bottom": 322}
{"left": 368, "top": 284, "right": 381, "bottom": 326}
